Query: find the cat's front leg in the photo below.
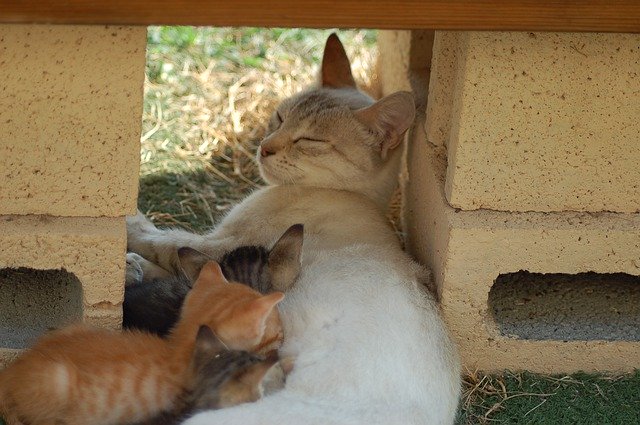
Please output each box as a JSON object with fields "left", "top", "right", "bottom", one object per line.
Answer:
{"left": 125, "top": 253, "right": 173, "bottom": 286}
{"left": 126, "top": 210, "right": 200, "bottom": 273}
{"left": 126, "top": 210, "right": 231, "bottom": 274}
{"left": 126, "top": 210, "right": 162, "bottom": 256}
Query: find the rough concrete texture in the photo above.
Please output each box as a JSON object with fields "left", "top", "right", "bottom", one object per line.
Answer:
{"left": 0, "top": 215, "right": 126, "bottom": 306}
{"left": 404, "top": 130, "right": 640, "bottom": 373}
{"left": 426, "top": 31, "right": 640, "bottom": 213}
{"left": 490, "top": 271, "right": 640, "bottom": 341}
{"left": 377, "top": 30, "right": 434, "bottom": 95}
{"left": 0, "top": 349, "right": 21, "bottom": 370}
{"left": 0, "top": 24, "right": 146, "bottom": 217}
{"left": 0, "top": 268, "right": 83, "bottom": 349}
{"left": 0, "top": 215, "right": 126, "bottom": 366}
{"left": 424, "top": 31, "right": 463, "bottom": 148}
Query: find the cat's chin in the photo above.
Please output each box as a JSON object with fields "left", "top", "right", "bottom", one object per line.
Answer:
{"left": 257, "top": 162, "right": 284, "bottom": 186}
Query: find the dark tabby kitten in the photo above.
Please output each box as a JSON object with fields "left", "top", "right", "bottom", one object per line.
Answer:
{"left": 138, "top": 326, "right": 285, "bottom": 425}
{"left": 123, "top": 224, "right": 303, "bottom": 336}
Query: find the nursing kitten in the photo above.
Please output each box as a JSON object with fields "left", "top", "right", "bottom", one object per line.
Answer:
{"left": 0, "top": 262, "right": 284, "bottom": 425}
{"left": 138, "top": 326, "right": 285, "bottom": 425}
{"left": 128, "top": 34, "right": 461, "bottom": 425}
{"left": 124, "top": 224, "right": 303, "bottom": 336}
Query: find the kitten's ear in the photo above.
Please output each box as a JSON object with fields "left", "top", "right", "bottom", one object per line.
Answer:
{"left": 268, "top": 224, "right": 304, "bottom": 291}
{"left": 194, "top": 261, "right": 228, "bottom": 288}
{"left": 321, "top": 33, "right": 356, "bottom": 88}
{"left": 178, "top": 247, "right": 212, "bottom": 282}
{"left": 194, "top": 325, "right": 226, "bottom": 354}
{"left": 246, "top": 292, "right": 285, "bottom": 338}
{"left": 353, "top": 91, "right": 416, "bottom": 159}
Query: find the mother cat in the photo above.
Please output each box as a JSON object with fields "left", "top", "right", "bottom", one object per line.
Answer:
{"left": 128, "top": 34, "right": 461, "bottom": 425}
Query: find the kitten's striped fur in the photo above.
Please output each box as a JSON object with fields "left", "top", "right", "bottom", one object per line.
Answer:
{"left": 124, "top": 224, "right": 303, "bottom": 336}
{"left": 219, "top": 245, "right": 270, "bottom": 294}
{"left": 0, "top": 263, "right": 285, "bottom": 425}
{"left": 138, "top": 326, "right": 284, "bottom": 425}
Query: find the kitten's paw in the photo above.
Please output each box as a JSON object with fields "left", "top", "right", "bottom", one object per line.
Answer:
{"left": 125, "top": 252, "right": 144, "bottom": 287}
{"left": 260, "top": 361, "right": 287, "bottom": 396}
{"left": 279, "top": 356, "right": 296, "bottom": 375}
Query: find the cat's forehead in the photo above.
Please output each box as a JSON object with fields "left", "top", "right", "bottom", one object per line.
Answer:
{"left": 280, "top": 88, "right": 373, "bottom": 116}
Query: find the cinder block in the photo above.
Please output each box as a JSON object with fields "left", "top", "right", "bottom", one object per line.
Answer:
{"left": 404, "top": 129, "right": 640, "bottom": 373}
{"left": 377, "top": 30, "right": 434, "bottom": 96}
{"left": 0, "top": 215, "right": 126, "bottom": 366}
{"left": 426, "top": 31, "right": 640, "bottom": 213}
{"left": 424, "top": 31, "right": 463, "bottom": 147}
{"left": 0, "top": 25, "right": 146, "bottom": 217}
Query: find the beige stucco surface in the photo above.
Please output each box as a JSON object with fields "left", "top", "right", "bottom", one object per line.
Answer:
{"left": 426, "top": 31, "right": 640, "bottom": 213}
{"left": 424, "top": 31, "right": 462, "bottom": 148}
{"left": 377, "top": 31, "right": 435, "bottom": 95}
{"left": 0, "top": 24, "right": 146, "bottom": 217}
{"left": 0, "top": 349, "right": 21, "bottom": 370}
{"left": 404, "top": 131, "right": 640, "bottom": 372}
{"left": 0, "top": 215, "right": 126, "bottom": 366}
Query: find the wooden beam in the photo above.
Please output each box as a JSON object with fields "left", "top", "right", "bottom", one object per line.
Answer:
{"left": 1, "top": 1, "right": 639, "bottom": 32}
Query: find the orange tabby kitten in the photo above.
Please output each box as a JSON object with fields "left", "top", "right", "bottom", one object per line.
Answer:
{"left": 138, "top": 325, "right": 285, "bottom": 425}
{"left": 0, "top": 262, "right": 284, "bottom": 425}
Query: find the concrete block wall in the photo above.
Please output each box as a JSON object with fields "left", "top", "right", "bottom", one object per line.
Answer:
{"left": 378, "top": 30, "right": 640, "bottom": 373}
{"left": 432, "top": 32, "right": 640, "bottom": 213}
{"left": 0, "top": 25, "right": 146, "bottom": 367}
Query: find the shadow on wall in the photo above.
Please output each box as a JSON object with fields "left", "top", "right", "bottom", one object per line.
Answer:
{"left": 0, "top": 268, "right": 83, "bottom": 349}
{"left": 489, "top": 271, "right": 640, "bottom": 341}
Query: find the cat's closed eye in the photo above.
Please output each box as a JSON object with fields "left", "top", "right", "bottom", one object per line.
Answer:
{"left": 267, "top": 111, "right": 284, "bottom": 132}
{"left": 293, "top": 137, "right": 328, "bottom": 144}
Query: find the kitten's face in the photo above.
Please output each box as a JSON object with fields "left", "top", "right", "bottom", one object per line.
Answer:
{"left": 180, "top": 262, "right": 285, "bottom": 355}
{"left": 257, "top": 34, "right": 415, "bottom": 197}
{"left": 187, "top": 326, "right": 285, "bottom": 411}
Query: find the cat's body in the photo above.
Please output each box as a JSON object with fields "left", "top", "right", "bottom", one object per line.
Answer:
{"left": 127, "top": 34, "right": 461, "bottom": 425}
{"left": 124, "top": 225, "right": 303, "bottom": 336}
{"left": 0, "top": 263, "right": 285, "bottom": 425}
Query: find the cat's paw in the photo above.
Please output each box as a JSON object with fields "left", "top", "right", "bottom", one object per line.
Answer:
{"left": 125, "top": 252, "right": 144, "bottom": 287}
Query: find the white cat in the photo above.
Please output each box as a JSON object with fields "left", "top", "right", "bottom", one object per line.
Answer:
{"left": 127, "top": 34, "right": 461, "bottom": 425}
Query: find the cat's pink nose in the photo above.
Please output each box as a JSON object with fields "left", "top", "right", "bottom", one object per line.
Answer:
{"left": 261, "top": 146, "right": 275, "bottom": 157}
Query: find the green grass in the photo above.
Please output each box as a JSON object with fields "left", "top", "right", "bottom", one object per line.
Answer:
{"left": 459, "top": 371, "right": 640, "bottom": 424}
{"left": 140, "top": 27, "right": 640, "bottom": 424}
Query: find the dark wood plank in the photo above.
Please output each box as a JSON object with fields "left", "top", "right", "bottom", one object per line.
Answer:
{"left": 1, "top": 0, "right": 639, "bottom": 32}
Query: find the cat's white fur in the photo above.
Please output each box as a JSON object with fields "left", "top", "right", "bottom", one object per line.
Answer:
{"left": 128, "top": 34, "right": 461, "bottom": 424}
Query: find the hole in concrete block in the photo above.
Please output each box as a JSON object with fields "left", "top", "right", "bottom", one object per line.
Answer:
{"left": 489, "top": 271, "right": 640, "bottom": 341}
{"left": 0, "top": 267, "right": 83, "bottom": 349}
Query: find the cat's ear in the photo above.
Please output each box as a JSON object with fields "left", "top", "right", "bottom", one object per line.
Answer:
{"left": 194, "top": 261, "right": 228, "bottom": 289}
{"left": 268, "top": 224, "right": 304, "bottom": 291}
{"left": 178, "top": 247, "right": 213, "bottom": 282}
{"left": 246, "top": 292, "right": 285, "bottom": 338}
{"left": 353, "top": 91, "right": 416, "bottom": 159}
{"left": 194, "top": 325, "right": 226, "bottom": 354}
{"left": 321, "top": 33, "right": 357, "bottom": 89}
